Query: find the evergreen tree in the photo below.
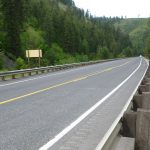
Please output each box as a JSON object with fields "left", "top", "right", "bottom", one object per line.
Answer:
{"left": 145, "top": 19, "right": 150, "bottom": 57}
{"left": 59, "top": 0, "right": 74, "bottom": 6}
{"left": 43, "top": 14, "right": 55, "bottom": 46}
{"left": 1, "top": 0, "right": 28, "bottom": 57}
{"left": 0, "top": 0, "right": 134, "bottom": 65}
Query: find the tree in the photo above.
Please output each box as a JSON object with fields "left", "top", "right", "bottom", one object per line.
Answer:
{"left": 1, "top": 0, "right": 28, "bottom": 57}
{"left": 122, "top": 47, "right": 133, "bottom": 57}
{"left": 63, "top": 15, "right": 75, "bottom": 53}
{"left": 81, "top": 39, "right": 89, "bottom": 54}
{"left": 58, "top": 0, "right": 74, "bottom": 6}
{"left": 145, "top": 19, "right": 150, "bottom": 58}
{"left": 43, "top": 14, "right": 55, "bottom": 46}
{"left": 0, "top": 0, "right": 133, "bottom": 64}
{"left": 0, "top": 53, "right": 3, "bottom": 69}
{"left": 21, "top": 27, "right": 45, "bottom": 50}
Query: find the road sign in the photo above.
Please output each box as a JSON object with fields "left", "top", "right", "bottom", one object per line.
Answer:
{"left": 26, "top": 50, "right": 42, "bottom": 67}
{"left": 26, "top": 50, "right": 42, "bottom": 58}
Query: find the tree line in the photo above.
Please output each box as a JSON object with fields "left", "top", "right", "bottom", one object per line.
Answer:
{"left": 144, "top": 19, "right": 150, "bottom": 58}
{"left": 0, "top": 0, "right": 148, "bottom": 69}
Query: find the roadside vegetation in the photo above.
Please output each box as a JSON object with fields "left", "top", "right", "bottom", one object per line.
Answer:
{"left": 0, "top": 0, "right": 149, "bottom": 70}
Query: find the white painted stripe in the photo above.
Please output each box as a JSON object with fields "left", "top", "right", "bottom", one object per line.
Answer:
{"left": 39, "top": 57, "right": 145, "bottom": 150}
{"left": 95, "top": 58, "right": 149, "bottom": 150}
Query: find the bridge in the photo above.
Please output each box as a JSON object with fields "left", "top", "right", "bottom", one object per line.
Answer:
{"left": 0, "top": 57, "right": 149, "bottom": 150}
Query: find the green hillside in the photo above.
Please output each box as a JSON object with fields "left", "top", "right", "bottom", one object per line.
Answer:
{"left": 115, "top": 18, "right": 149, "bottom": 55}
{"left": 0, "top": 0, "right": 149, "bottom": 70}
{"left": 0, "top": 0, "right": 134, "bottom": 70}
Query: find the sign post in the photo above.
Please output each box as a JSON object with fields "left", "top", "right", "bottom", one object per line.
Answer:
{"left": 26, "top": 50, "right": 42, "bottom": 67}
{"left": 27, "top": 50, "right": 30, "bottom": 67}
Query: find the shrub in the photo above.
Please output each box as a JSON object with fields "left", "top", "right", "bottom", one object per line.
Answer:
{"left": 75, "top": 54, "right": 89, "bottom": 62}
{"left": 45, "top": 43, "right": 66, "bottom": 65}
{"left": 97, "top": 46, "right": 110, "bottom": 59}
{"left": 16, "top": 57, "right": 27, "bottom": 70}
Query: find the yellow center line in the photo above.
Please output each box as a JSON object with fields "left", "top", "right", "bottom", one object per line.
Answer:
{"left": 83, "top": 61, "right": 129, "bottom": 78}
{"left": 0, "top": 61, "right": 130, "bottom": 105}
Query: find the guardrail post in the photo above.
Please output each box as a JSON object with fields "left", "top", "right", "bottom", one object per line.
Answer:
{"left": 21, "top": 73, "right": 25, "bottom": 77}
{"left": 36, "top": 70, "right": 39, "bottom": 75}
{"left": 12, "top": 74, "right": 16, "bottom": 79}
{"left": 28, "top": 72, "right": 32, "bottom": 76}
{"left": 2, "top": 76, "right": 5, "bottom": 81}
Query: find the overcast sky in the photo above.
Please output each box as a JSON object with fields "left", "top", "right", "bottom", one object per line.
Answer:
{"left": 73, "top": 0, "right": 150, "bottom": 18}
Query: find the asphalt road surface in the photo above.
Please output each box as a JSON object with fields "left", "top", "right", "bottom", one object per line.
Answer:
{"left": 0, "top": 57, "right": 148, "bottom": 150}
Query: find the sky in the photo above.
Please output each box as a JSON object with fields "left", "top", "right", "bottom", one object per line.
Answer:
{"left": 73, "top": 0, "right": 150, "bottom": 18}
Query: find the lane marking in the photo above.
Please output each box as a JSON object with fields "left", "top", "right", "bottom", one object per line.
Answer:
{"left": 39, "top": 58, "right": 143, "bottom": 150}
{"left": 0, "top": 59, "right": 130, "bottom": 87}
{"left": 72, "top": 77, "right": 88, "bottom": 82}
{"left": 85, "top": 61, "right": 129, "bottom": 78}
{"left": 0, "top": 61, "right": 129, "bottom": 105}
{"left": 0, "top": 77, "right": 87, "bottom": 105}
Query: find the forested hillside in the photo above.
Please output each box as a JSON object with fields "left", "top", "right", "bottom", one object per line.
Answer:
{"left": 145, "top": 19, "right": 150, "bottom": 57}
{"left": 0, "top": 0, "right": 149, "bottom": 69}
{"left": 115, "top": 18, "right": 149, "bottom": 55}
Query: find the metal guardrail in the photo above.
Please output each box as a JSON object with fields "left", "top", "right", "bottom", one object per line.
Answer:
{"left": 0, "top": 59, "right": 116, "bottom": 81}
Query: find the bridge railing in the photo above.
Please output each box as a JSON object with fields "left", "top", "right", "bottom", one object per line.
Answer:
{"left": 97, "top": 60, "right": 150, "bottom": 150}
{"left": 0, "top": 59, "right": 116, "bottom": 81}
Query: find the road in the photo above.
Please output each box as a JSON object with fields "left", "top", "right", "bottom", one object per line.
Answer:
{"left": 0, "top": 57, "right": 148, "bottom": 150}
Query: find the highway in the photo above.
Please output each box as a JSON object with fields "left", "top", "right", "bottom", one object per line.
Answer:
{"left": 0, "top": 57, "right": 148, "bottom": 150}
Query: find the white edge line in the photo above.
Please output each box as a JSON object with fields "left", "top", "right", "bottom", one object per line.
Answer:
{"left": 39, "top": 58, "right": 145, "bottom": 150}
{"left": 95, "top": 58, "right": 149, "bottom": 150}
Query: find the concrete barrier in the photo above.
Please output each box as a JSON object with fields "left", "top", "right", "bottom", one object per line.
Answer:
{"left": 133, "top": 92, "right": 150, "bottom": 110}
{"left": 117, "top": 62, "right": 150, "bottom": 150}
{"left": 135, "top": 109, "right": 150, "bottom": 150}
{"left": 114, "top": 137, "right": 135, "bottom": 150}
{"left": 138, "top": 84, "right": 150, "bottom": 94}
{"left": 142, "top": 78, "right": 150, "bottom": 84}
{"left": 122, "top": 112, "right": 137, "bottom": 138}
{"left": 122, "top": 109, "right": 150, "bottom": 150}
{"left": 133, "top": 95, "right": 142, "bottom": 111}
